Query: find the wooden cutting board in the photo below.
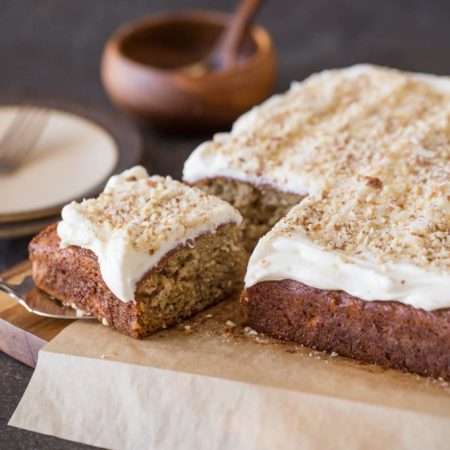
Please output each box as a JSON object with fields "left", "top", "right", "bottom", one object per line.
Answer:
{"left": 0, "top": 261, "right": 71, "bottom": 367}
{"left": 2, "top": 260, "right": 450, "bottom": 403}
{"left": 4, "top": 260, "right": 450, "bottom": 450}
{"left": 6, "top": 271, "right": 450, "bottom": 450}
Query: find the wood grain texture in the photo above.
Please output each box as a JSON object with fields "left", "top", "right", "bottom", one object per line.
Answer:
{"left": 0, "top": 261, "right": 70, "bottom": 367}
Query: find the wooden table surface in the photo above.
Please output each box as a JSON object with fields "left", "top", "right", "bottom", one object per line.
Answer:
{"left": 1, "top": 0, "right": 450, "bottom": 448}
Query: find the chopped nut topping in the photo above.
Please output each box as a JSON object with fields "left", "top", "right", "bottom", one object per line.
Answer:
{"left": 274, "top": 134, "right": 449, "bottom": 270}
{"left": 66, "top": 171, "right": 241, "bottom": 255}
{"left": 194, "top": 66, "right": 450, "bottom": 197}
{"left": 361, "top": 176, "right": 383, "bottom": 189}
{"left": 212, "top": 65, "right": 449, "bottom": 271}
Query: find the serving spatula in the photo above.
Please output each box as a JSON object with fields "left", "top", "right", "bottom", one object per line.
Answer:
{"left": 0, "top": 275, "right": 94, "bottom": 319}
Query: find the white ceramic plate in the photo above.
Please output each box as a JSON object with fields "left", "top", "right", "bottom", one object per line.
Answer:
{"left": 0, "top": 215, "right": 58, "bottom": 239}
{"left": 0, "top": 105, "right": 124, "bottom": 222}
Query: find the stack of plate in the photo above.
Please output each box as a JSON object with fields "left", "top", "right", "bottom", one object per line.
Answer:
{"left": 0, "top": 99, "right": 142, "bottom": 238}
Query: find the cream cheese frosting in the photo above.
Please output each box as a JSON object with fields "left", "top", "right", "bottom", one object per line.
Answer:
{"left": 57, "top": 166, "right": 242, "bottom": 302}
{"left": 245, "top": 213, "right": 450, "bottom": 311}
{"left": 245, "top": 123, "right": 450, "bottom": 310}
{"left": 183, "top": 64, "right": 450, "bottom": 197}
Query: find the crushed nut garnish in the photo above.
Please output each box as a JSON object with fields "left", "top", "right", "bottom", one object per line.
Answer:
{"left": 188, "top": 66, "right": 450, "bottom": 270}
{"left": 65, "top": 169, "right": 241, "bottom": 255}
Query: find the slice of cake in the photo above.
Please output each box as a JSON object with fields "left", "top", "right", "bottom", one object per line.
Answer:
{"left": 29, "top": 166, "right": 246, "bottom": 338}
{"left": 183, "top": 64, "right": 450, "bottom": 251}
{"left": 242, "top": 110, "right": 450, "bottom": 379}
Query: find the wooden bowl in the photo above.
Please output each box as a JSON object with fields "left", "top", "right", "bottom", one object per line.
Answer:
{"left": 101, "top": 10, "right": 277, "bottom": 131}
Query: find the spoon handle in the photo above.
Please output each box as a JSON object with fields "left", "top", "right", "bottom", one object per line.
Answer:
{"left": 212, "top": 0, "right": 264, "bottom": 69}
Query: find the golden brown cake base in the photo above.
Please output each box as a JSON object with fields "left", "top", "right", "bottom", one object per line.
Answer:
{"left": 242, "top": 280, "right": 450, "bottom": 380}
{"left": 193, "top": 178, "right": 303, "bottom": 252}
{"left": 30, "top": 223, "right": 246, "bottom": 338}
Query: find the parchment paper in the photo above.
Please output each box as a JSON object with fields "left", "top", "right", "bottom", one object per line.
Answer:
{"left": 9, "top": 297, "right": 450, "bottom": 450}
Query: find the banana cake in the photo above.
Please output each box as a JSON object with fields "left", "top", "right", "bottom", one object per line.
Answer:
{"left": 240, "top": 68, "right": 450, "bottom": 379}
{"left": 185, "top": 64, "right": 450, "bottom": 379}
{"left": 29, "top": 166, "right": 246, "bottom": 338}
{"left": 243, "top": 164, "right": 450, "bottom": 379}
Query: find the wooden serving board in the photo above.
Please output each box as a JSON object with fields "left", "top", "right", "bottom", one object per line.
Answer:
{"left": 0, "top": 261, "right": 71, "bottom": 367}
{"left": 4, "top": 262, "right": 450, "bottom": 449}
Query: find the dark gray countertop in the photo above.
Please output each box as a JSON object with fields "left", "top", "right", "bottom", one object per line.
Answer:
{"left": 1, "top": 0, "right": 450, "bottom": 448}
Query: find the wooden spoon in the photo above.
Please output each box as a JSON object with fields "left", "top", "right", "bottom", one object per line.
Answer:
{"left": 179, "top": 0, "right": 264, "bottom": 77}
{"left": 101, "top": 9, "right": 277, "bottom": 130}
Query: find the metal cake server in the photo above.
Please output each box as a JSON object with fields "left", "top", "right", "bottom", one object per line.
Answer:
{"left": 0, "top": 275, "right": 94, "bottom": 319}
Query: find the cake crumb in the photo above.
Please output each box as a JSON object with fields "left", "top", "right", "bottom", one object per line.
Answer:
{"left": 244, "top": 326, "right": 258, "bottom": 336}
{"left": 183, "top": 324, "right": 195, "bottom": 334}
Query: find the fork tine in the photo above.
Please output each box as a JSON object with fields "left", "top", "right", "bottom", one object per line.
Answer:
{"left": 3, "top": 107, "right": 46, "bottom": 148}
{"left": 5, "top": 110, "right": 49, "bottom": 164}
{"left": 0, "top": 107, "right": 37, "bottom": 157}
{"left": 0, "top": 107, "right": 43, "bottom": 157}
{"left": 0, "top": 107, "right": 49, "bottom": 172}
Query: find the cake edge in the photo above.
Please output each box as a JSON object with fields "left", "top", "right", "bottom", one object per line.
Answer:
{"left": 241, "top": 279, "right": 450, "bottom": 380}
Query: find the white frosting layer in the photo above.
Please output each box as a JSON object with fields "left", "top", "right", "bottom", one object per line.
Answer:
{"left": 183, "top": 64, "right": 450, "bottom": 196}
{"left": 57, "top": 166, "right": 242, "bottom": 302}
{"left": 245, "top": 230, "right": 450, "bottom": 311}
{"left": 183, "top": 135, "right": 311, "bottom": 195}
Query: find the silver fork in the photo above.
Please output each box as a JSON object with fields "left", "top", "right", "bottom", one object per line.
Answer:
{"left": 0, "top": 106, "right": 50, "bottom": 173}
{"left": 0, "top": 275, "right": 94, "bottom": 319}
